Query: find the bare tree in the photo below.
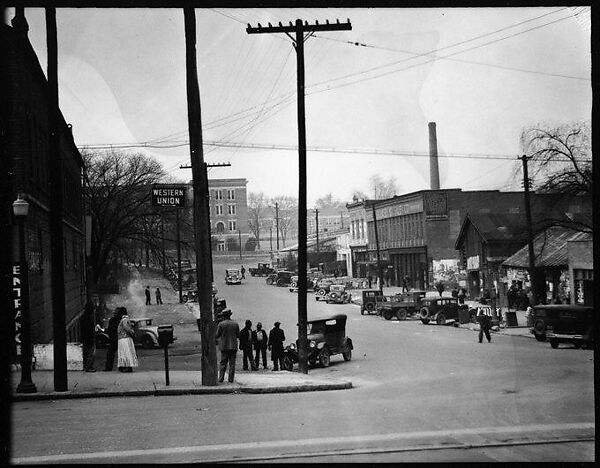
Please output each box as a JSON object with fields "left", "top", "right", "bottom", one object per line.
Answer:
{"left": 269, "top": 195, "right": 298, "bottom": 246}
{"left": 83, "top": 149, "right": 166, "bottom": 284}
{"left": 248, "top": 191, "right": 267, "bottom": 248}
{"left": 521, "top": 121, "right": 592, "bottom": 196}
{"left": 350, "top": 175, "right": 399, "bottom": 201}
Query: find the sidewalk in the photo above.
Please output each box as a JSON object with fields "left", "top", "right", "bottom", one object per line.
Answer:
{"left": 10, "top": 369, "right": 352, "bottom": 402}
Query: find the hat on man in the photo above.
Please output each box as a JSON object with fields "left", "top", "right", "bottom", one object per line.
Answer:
{"left": 221, "top": 308, "right": 232, "bottom": 317}
{"left": 274, "top": 321, "right": 281, "bottom": 326}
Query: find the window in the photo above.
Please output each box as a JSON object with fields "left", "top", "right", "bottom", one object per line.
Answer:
{"left": 229, "top": 220, "right": 237, "bottom": 231}
{"left": 228, "top": 204, "right": 236, "bottom": 215}
{"left": 216, "top": 222, "right": 225, "bottom": 234}
{"left": 215, "top": 205, "right": 223, "bottom": 215}
{"left": 227, "top": 189, "right": 235, "bottom": 200}
{"left": 217, "top": 241, "right": 225, "bottom": 252}
{"left": 214, "top": 190, "right": 223, "bottom": 200}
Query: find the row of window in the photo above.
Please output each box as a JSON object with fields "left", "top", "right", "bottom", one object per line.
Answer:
{"left": 213, "top": 189, "right": 236, "bottom": 201}
{"left": 368, "top": 213, "right": 425, "bottom": 247}
{"left": 213, "top": 204, "right": 236, "bottom": 215}
{"left": 350, "top": 219, "right": 366, "bottom": 240}
{"left": 213, "top": 220, "right": 237, "bottom": 233}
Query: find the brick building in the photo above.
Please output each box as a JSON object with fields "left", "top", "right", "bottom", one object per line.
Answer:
{"left": 1, "top": 20, "right": 86, "bottom": 348}
{"left": 207, "top": 178, "right": 250, "bottom": 252}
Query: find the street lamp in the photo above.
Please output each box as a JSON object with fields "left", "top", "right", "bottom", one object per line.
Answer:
{"left": 13, "top": 194, "right": 37, "bottom": 393}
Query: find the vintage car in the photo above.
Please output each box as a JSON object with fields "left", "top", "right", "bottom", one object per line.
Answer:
{"left": 325, "top": 284, "right": 352, "bottom": 304}
{"left": 530, "top": 304, "right": 593, "bottom": 347}
{"left": 282, "top": 314, "right": 353, "bottom": 369}
{"left": 376, "top": 290, "right": 427, "bottom": 320}
{"left": 314, "top": 278, "right": 335, "bottom": 300}
{"left": 225, "top": 268, "right": 242, "bottom": 285}
{"left": 182, "top": 284, "right": 218, "bottom": 303}
{"left": 360, "top": 289, "right": 384, "bottom": 314}
{"left": 419, "top": 296, "right": 469, "bottom": 325}
{"left": 289, "top": 275, "right": 316, "bottom": 290}
{"left": 130, "top": 318, "right": 177, "bottom": 349}
{"left": 248, "top": 263, "right": 275, "bottom": 277}
{"left": 266, "top": 270, "right": 294, "bottom": 287}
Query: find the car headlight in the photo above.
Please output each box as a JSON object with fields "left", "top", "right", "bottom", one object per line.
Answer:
{"left": 289, "top": 343, "right": 296, "bottom": 350}
{"left": 309, "top": 341, "right": 316, "bottom": 348}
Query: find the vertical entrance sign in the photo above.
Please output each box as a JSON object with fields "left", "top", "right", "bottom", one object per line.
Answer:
{"left": 247, "top": 18, "right": 352, "bottom": 374}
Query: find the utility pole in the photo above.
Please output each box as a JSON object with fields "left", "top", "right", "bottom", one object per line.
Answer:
{"left": 247, "top": 18, "right": 352, "bottom": 375}
{"left": 371, "top": 203, "right": 384, "bottom": 293}
{"left": 184, "top": 7, "right": 217, "bottom": 385}
{"left": 176, "top": 208, "right": 182, "bottom": 303}
{"left": 275, "top": 202, "right": 280, "bottom": 250}
{"left": 238, "top": 229, "right": 242, "bottom": 262}
{"left": 520, "top": 155, "right": 538, "bottom": 306}
{"left": 315, "top": 209, "right": 320, "bottom": 254}
{"left": 46, "top": 7, "right": 67, "bottom": 392}
{"left": 269, "top": 226, "right": 273, "bottom": 252}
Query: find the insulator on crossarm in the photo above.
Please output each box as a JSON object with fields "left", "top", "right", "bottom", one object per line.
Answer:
{"left": 336, "top": 19, "right": 340, "bottom": 24}
{"left": 268, "top": 22, "right": 272, "bottom": 27}
{"left": 326, "top": 19, "right": 330, "bottom": 24}
{"left": 279, "top": 22, "right": 282, "bottom": 26}
{"left": 247, "top": 23, "right": 251, "bottom": 28}
{"left": 315, "top": 20, "right": 319, "bottom": 25}
{"left": 258, "top": 23, "right": 262, "bottom": 28}
{"left": 347, "top": 18, "right": 350, "bottom": 23}
{"left": 304, "top": 20, "right": 308, "bottom": 26}
{"left": 289, "top": 21, "right": 293, "bottom": 26}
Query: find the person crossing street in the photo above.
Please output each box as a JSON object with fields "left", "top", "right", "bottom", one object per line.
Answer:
{"left": 477, "top": 307, "right": 492, "bottom": 343}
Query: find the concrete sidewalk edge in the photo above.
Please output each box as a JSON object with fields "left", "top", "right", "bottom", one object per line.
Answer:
{"left": 10, "top": 381, "right": 353, "bottom": 402}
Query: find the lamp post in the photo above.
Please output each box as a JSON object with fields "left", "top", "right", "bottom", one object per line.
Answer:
{"left": 13, "top": 195, "right": 37, "bottom": 393}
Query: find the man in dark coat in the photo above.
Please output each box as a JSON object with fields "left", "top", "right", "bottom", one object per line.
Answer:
{"left": 155, "top": 287, "right": 162, "bottom": 305}
{"left": 252, "top": 322, "right": 268, "bottom": 369}
{"left": 215, "top": 309, "right": 240, "bottom": 383}
{"left": 81, "top": 301, "right": 97, "bottom": 372}
{"left": 239, "top": 320, "right": 257, "bottom": 371}
{"left": 477, "top": 307, "right": 492, "bottom": 343}
{"left": 103, "top": 307, "right": 126, "bottom": 371}
{"left": 145, "top": 286, "right": 151, "bottom": 305}
{"left": 240, "top": 265, "right": 246, "bottom": 279}
{"left": 268, "top": 322, "right": 285, "bottom": 371}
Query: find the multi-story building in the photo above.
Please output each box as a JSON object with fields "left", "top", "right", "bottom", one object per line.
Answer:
{"left": 346, "top": 199, "right": 375, "bottom": 278}
{"left": 207, "top": 178, "right": 250, "bottom": 252}
{"left": 1, "top": 18, "right": 86, "bottom": 351}
{"left": 308, "top": 206, "right": 349, "bottom": 237}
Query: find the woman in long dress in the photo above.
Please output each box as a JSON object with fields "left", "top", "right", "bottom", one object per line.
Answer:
{"left": 117, "top": 312, "right": 138, "bottom": 372}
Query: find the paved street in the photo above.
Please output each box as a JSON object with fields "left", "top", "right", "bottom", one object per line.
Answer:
{"left": 11, "top": 262, "right": 595, "bottom": 463}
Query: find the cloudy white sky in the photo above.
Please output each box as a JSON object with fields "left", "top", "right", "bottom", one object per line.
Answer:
{"left": 12, "top": 6, "right": 591, "bottom": 205}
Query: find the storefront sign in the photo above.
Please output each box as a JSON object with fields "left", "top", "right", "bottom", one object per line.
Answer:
{"left": 13, "top": 264, "right": 22, "bottom": 357}
{"left": 466, "top": 255, "right": 480, "bottom": 270}
{"left": 425, "top": 192, "right": 448, "bottom": 217}
{"left": 374, "top": 199, "right": 423, "bottom": 221}
{"left": 151, "top": 185, "right": 187, "bottom": 207}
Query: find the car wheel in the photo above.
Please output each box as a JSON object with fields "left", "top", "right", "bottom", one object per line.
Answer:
{"left": 342, "top": 347, "right": 352, "bottom": 361}
{"left": 421, "top": 318, "right": 430, "bottom": 325}
{"left": 534, "top": 333, "right": 547, "bottom": 342}
{"left": 397, "top": 309, "right": 408, "bottom": 321}
{"left": 383, "top": 309, "right": 393, "bottom": 320}
{"left": 419, "top": 307, "right": 429, "bottom": 319}
{"left": 142, "top": 336, "right": 154, "bottom": 349}
{"left": 436, "top": 313, "right": 446, "bottom": 325}
{"left": 266, "top": 277, "right": 274, "bottom": 285}
{"left": 318, "top": 289, "right": 326, "bottom": 296}
{"left": 319, "top": 348, "right": 330, "bottom": 368}
{"left": 550, "top": 339, "right": 559, "bottom": 349}
{"left": 365, "top": 302, "right": 375, "bottom": 314}
{"left": 276, "top": 279, "right": 285, "bottom": 287}
{"left": 290, "top": 281, "right": 297, "bottom": 288}
{"left": 282, "top": 355, "right": 294, "bottom": 371}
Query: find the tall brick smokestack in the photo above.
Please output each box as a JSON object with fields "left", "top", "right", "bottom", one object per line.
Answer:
{"left": 428, "top": 122, "right": 440, "bottom": 190}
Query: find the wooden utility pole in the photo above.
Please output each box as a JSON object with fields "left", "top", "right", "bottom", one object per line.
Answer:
{"left": 184, "top": 7, "right": 216, "bottom": 385}
{"left": 371, "top": 203, "right": 384, "bottom": 293}
{"left": 275, "top": 201, "right": 280, "bottom": 250}
{"left": 247, "top": 18, "right": 352, "bottom": 374}
{"left": 46, "top": 7, "right": 67, "bottom": 392}
{"left": 176, "top": 208, "right": 182, "bottom": 303}
{"left": 520, "top": 155, "right": 538, "bottom": 306}
{"left": 315, "top": 209, "right": 320, "bottom": 253}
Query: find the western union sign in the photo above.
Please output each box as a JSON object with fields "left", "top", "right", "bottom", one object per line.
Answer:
{"left": 152, "top": 185, "right": 186, "bottom": 207}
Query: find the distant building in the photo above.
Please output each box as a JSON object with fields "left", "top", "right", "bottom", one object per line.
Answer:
{"left": 207, "top": 178, "right": 250, "bottom": 252}
{"left": 1, "top": 19, "right": 86, "bottom": 350}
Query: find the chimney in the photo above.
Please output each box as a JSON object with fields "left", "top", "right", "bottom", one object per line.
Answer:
{"left": 428, "top": 122, "right": 440, "bottom": 190}
{"left": 11, "top": 7, "right": 29, "bottom": 38}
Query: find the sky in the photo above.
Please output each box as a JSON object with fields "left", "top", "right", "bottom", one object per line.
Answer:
{"left": 9, "top": 6, "right": 591, "bottom": 206}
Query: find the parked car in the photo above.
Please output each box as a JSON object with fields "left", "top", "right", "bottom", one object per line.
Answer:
{"left": 282, "top": 314, "right": 353, "bottom": 369}
{"left": 130, "top": 318, "right": 177, "bottom": 349}
{"left": 377, "top": 290, "right": 427, "bottom": 320}
{"left": 530, "top": 304, "right": 593, "bottom": 347}
{"left": 266, "top": 270, "right": 295, "bottom": 287}
{"left": 225, "top": 268, "right": 242, "bottom": 285}
{"left": 182, "top": 284, "right": 218, "bottom": 302}
{"left": 325, "top": 284, "right": 352, "bottom": 304}
{"left": 248, "top": 263, "right": 275, "bottom": 277}
{"left": 419, "top": 297, "right": 468, "bottom": 325}
{"left": 289, "top": 275, "right": 315, "bottom": 290}
{"left": 314, "top": 278, "right": 335, "bottom": 300}
{"left": 360, "top": 289, "right": 384, "bottom": 314}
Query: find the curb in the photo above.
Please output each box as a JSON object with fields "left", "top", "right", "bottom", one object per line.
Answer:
{"left": 11, "top": 381, "right": 352, "bottom": 402}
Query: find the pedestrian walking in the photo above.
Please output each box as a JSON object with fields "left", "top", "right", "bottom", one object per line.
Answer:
{"left": 367, "top": 274, "right": 372, "bottom": 289}
{"left": 252, "top": 322, "right": 268, "bottom": 369}
{"left": 81, "top": 301, "right": 97, "bottom": 372}
{"left": 239, "top": 320, "right": 257, "bottom": 371}
{"left": 268, "top": 321, "right": 286, "bottom": 371}
{"left": 477, "top": 307, "right": 492, "bottom": 343}
{"left": 117, "top": 311, "right": 138, "bottom": 372}
{"left": 240, "top": 265, "right": 246, "bottom": 279}
{"left": 458, "top": 287, "right": 466, "bottom": 305}
{"left": 103, "top": 307, "right": 125, "bottom": 371}
{"left": 144, "top": 286, "right": 151, "bottom": 305}
{"left": 215, "top": 309, "right": 240, "bottom": 383}
{"left": 155, "top": 287, "right": 163, "bottom": 305}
